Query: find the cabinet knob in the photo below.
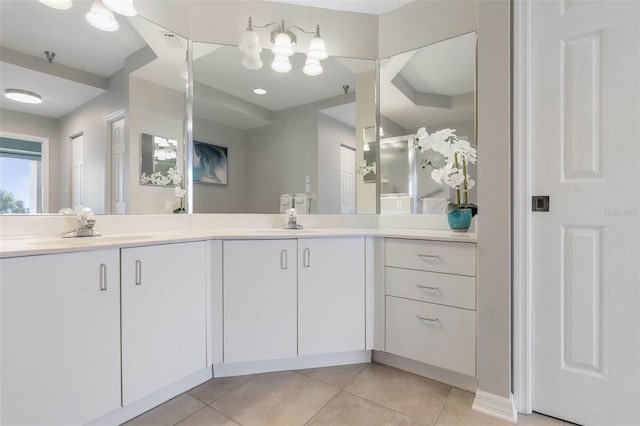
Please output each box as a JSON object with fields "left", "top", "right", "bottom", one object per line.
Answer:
{"left": 280, "top": 250, "right": 288, "bottom": 270}
{"left": 100, "top": 263, "right": 107, "bottom": 291}
{"left": 135, "top": 260, "right": 142, "bottom": 285}
{"left": 303, "top": 248, "right": 311, "bottom": 268}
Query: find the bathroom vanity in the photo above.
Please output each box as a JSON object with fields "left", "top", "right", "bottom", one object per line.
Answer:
{"left": 0, "top": 221, "right": 476, "bottom": 426}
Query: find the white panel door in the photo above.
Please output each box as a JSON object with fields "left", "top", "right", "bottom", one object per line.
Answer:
{"left": 110, "top": 117, "right": 126, "bottom": 214}
{"left": 71, "top": 133, "right": 84, "bottom": 212}
{"left": 340, "top": 145, "right": 356, "bottom": 214}
{"left": 223, "top": 239, "right": 298, "bottom": 363}
{"left": 298, "top": 237, "right": 365, "bottom": 356}
{"left": 1, "top": 250, "right": 121, "bottom": 426}
{"left": 121, "top": 241, "right": 207, "bottom": 405}
{"left": 531, "top": 1, "right": 640, "bottom": 425}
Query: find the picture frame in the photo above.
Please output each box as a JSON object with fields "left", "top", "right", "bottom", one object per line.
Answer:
{"left": 193, "top": 141, "right": 227, "bottom": 185}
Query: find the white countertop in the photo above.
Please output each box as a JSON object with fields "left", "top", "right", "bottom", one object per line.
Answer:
{"left": 0, "top": 227, "right": 477, "bottom": 258}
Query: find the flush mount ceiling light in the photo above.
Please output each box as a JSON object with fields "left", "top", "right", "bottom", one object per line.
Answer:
{"left": 38, "top": 0, "right": 73, "bottom": 10}
{"left": 253, "top": 88, "right": 267, "bottom": 95}
{"left": 102, "top": 0, "right": 137, "bottom": 16}
{"left": 5, "top": 89, "right": 43, "bottom": 104}
{"left": 238, "top": 17, "right": 328, "bottom": 76}
{"left": 85, "top": 0, "right": 119, "bottom": 32}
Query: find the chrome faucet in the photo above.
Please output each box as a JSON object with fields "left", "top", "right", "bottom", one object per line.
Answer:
{"left": 281, "top": 208, "right": 303, "bottom": 229}
{"left": 62, "top": 207, "right": 102, "bottom": 238}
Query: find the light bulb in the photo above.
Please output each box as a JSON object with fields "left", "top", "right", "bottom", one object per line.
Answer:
{"left": 4, "top": 89, "right": 42, "bottom": 104}
{"left": 38, "top": 0, "right": 73, "bottom": 9}
{"left": 102, "top": 0, "right": 137, "bottom": 16}
{"left": 272, "top": 32, "right": 294, "bottom": 56}
{"left": 85, "top": 0, "right": 119, "bottom": 32}
{"left": 303, "top": 57, "right": 323, "bottom": 76}
{"left": 239, "top": 29, "right": 262, "bottom": 55}
{"left": 241, "top": 53, "right": 263, "bottom": 70}
{"left": 307, "top": 35, "right": 328, "bottom": 60}
{"left": 271, "top": 54, "right": 292, "bottom": 73}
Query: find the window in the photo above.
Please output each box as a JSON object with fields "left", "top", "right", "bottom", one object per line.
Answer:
{"left": 0, "top": 137, "right": 43, "bottom": 214}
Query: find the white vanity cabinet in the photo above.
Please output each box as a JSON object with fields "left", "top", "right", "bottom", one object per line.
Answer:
{"left": 121, "top": 241, "right": 207, "bottom": 405}
{"left": 0, "top": 249, "right": 121, "bottom": 426}
{"left": 223, "top": 239, "right": 298, "bottom": 363}
{"left": 298, "top": 237, "right": 365, "bottom": 356}
{"left": 384, "top": 238, "right": 477, "bottom": 377}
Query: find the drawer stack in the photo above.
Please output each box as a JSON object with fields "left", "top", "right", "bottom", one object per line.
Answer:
{"left": 385, "top": 238, "right": 477, "bottom": 377}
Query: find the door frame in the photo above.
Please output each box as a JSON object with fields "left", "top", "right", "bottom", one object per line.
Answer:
{"left": 105, "top": 109, "right": 125, "bottom": 215}
{"left": 512, "top": 0, "right": 533, "bottom": 414}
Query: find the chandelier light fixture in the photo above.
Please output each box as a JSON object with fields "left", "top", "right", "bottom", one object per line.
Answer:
{"left": 39, "top": 0, "right": 137, "bottom": 32}
{"left": 238, "top": 17, "right": 328, "bottom": 76}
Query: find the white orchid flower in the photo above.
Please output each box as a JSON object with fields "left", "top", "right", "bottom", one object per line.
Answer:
{"left": 466, "top": 179, "right": 476, "bottom": 189}
{"left": 174, "top": 186, "right": 186, "bottom": 199}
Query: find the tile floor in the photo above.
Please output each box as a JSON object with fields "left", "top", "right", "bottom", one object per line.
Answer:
{"left": 123, "top": 363, "right": 574, "bottom": 426}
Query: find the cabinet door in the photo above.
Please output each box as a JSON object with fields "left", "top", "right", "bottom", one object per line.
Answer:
{"left": 223, "top": 239, "right": 297, "bottom": 363}
{"left": 298, "top": 237, "right": 365, "bottom": 356}
{"left": 121, "top": 241, "right": 207, "bottom": 405}
{"left": 1, "top": 250, "right": 121, "bottom": 426}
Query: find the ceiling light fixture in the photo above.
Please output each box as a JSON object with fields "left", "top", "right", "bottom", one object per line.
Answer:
{"left": 253, "top": 88, "right": 267, "bottom": 95}
{"left": 102, "top": 0, "right": 137, "bottom": 16}
{"left": 238, "top": 17, "right": 328, "bottom": 76}
{"left": 5, "top": 89, "right": 43, "bottom": 104}
{"left": 38, "top": 0, "right": 73, "bottom": 10}
{"left": 85, "top": 0, "right": 119, "bottom": 32}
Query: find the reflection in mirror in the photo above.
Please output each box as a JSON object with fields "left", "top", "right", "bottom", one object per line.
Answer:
{"left": 0, "top": 1, "right": 187, "bottom": 215}
{"left": 191, "top": 42, "right": 376, "bottom": 214}
{"left": 379, "top": 32, "right": 476, "bottom": 214}
{"left": 140, "top": 134, "right": 178, "bottom": 186}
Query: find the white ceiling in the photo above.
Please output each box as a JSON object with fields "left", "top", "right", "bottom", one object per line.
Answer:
{"left": 269, "top": 0, "right": 413, "bottom": 15}
{"left": 0, "top": 0, "right": 146, "bottom": 77}
{"left": 380, "top": 32, "right": 476, "bottom": 132}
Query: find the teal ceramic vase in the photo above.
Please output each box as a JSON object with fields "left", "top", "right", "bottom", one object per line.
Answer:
{"left": 447, "top": 208, "right": 472, "bottom": 232}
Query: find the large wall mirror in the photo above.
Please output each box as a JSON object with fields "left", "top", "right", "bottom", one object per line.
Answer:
{"left": 191, "top": 42, "right": 377, "bottom": 214}
{"left": 379, "top": 32, "right": 477, "bottom": 214}
{"left": 0, "top": 1, "right": 187, "bottom": 215}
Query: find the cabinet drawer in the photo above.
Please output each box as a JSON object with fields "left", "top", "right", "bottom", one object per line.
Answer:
{"left": 386, "top": 267, "right": 476, "bottom": 310}
{"left": 386, "top": 238, "right": 476, "bottom": 276}
{"left": 385, "top": 296, "right": 476, "bottom": 376}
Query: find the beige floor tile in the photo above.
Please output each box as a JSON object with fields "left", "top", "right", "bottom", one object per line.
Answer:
{"left": 176, "top": 406, "right": 241, "bottom": 426}
{"left": 211, "top": 371, "right": 339, "bottom": 426}
{"left": 297, "top": 363, "right": 369, "bottom": 389}
{"left": 187, "top": 374, "right": 257, "bottom": 405}
{"left": 307, "top": 391, "right": 427, "bottom": 426}
{"left": 123, "top": 394, "right": 205, "bottom": 426}
{"left": 344, "top": 363, "right": 450, "bottom": 425}
{"left": 435, "top": 388, "right": 512, "bottom": 426}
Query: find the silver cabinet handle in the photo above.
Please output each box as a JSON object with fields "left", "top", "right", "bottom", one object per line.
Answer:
{"left": 416, "top": 315, "right": 440, "bottom": 323}
{"left": 418, "top": 254, "right": 441, "bottom": 261}
{"left": 417, "top": 284, "right": 440, "bottom": 291}
{"left": 135, "top": 260, "right": 142, "bottom": 285}
{"left": 100, "top": 263, "right": 107, "bottom": 291}
{"left": 281, "top": 250, "right": 288, "bottom": 270}
{"left": 303, "top": 248, "right": 311, "bottom": 268}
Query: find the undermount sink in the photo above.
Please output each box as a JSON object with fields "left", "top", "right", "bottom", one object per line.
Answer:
{"left": 28, "top": 234, "right": 155, "bottom": 245}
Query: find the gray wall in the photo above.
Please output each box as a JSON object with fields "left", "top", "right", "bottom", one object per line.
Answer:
{"left": 317, "top": 113, "right": 356, "bottom": 214}
{"left": 193, "top": 115, "right": 248, "bottom": 213}
{"left": 476, "top": 0, "right": 512, "bottom": 399}
{"left": 0, "top": 109, "right": 60, "bottom": 212}
{"left": 58, "top": 69, "right": 127, "bottom": 214}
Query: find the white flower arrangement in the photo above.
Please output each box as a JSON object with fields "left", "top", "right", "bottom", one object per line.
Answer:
{"left": 141, "top": 167, "right": 186, "bottom": 212}
{"left": 414, "top": 127, "right": 477, "bottom": 213}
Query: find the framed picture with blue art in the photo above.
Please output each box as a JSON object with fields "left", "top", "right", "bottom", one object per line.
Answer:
{"left": 194, "top": 141, "right": 227, "bottom": 185}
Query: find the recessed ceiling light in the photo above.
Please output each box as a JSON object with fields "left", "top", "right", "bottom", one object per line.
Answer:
{"left": 38, "top": 0, "right": 73, "bottom": 10}
{"left": 253, "top": 88, "right": 267, "bottom": 95}
{"left": 5, "top": 89, "right": 43, "bottom": 104}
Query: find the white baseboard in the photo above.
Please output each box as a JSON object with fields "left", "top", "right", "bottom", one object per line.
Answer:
{"left": 213, "top": 350, "right": 372, "bottom": 377}
{"left": 87, "top": 368, "right": 213, "bottom": 426}
{"left": 471, "top": 390, "right": 518, "bottom": 424}
{"left": 372, "top": 351, "right": 478, "bottom": 392}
